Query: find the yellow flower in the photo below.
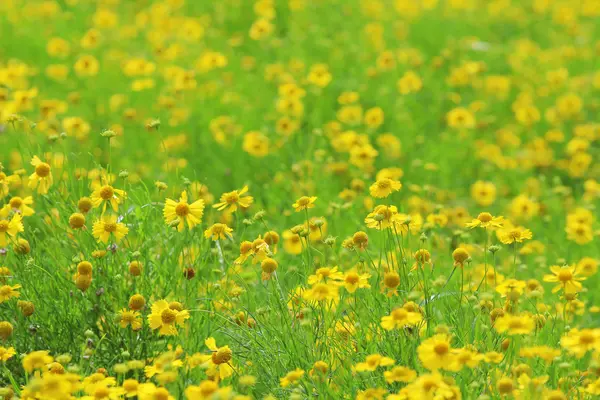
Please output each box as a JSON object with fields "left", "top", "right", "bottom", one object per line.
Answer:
{"left": 465, "top": 212, "right": 503, "bottom": 229}
{"left": 417, "top": 334, "right": 456, "bottom": 371}
{"left": 213, "top": 185, "right": 253, "bottom": 213}
{"left": 23, "top": 350, "right": 54, "bottom": 372}
{"left": 280, "top": 368, "right": 305, "bottom": 387}
{"left": 497, "top": 225, "right": 532, "bottom": 244}
{"left": 292, "top": 196, "right": 317, "bottom": 212}
{"left": 381, "top": 307, "right": 423, "bottom": 330}
{"left": 91, "top": 184, "right": 127, "bottom": 213}
{"left": 28, "top": 156, "right": 53, "bottom": 194}
{"left": 204, "top": 223, "right": 233, "bottom": 241}
{"left": 303, "top": 282, "right": 339, "bottom": 303}
{"left": 365, "top": 205, "right": 398, "bottom": 230}
{"left": 189, "top": 338, "right": 235, "bottom": 382}
{"left": 543, "top": 265, "right": 586, "bottom": 294}
{"left": 494, "top": 313, "right": 535, "bottom": 335}
{"left": 92, "top": 215, "right": 129, "bottom": 243}
{"left": 119, "top": 309, "right": 142, "bottom": 330}
{"left": 1, "top": 196, "right": 35, "bottom": 217}
{"left": 0, "top": 213, "right": 24, "bottom": 247}
{"left": 354, "top": 354, "right": 395, "bottom": 372}
{"left": 341, "top": 269, "right": 371, "bottom": 293}
{"left": 0, "top": 346, "right": 15, "bottom": 361}
{"left": 307, "top": 266, "right": 343, "bottom": 285}
{"left": 561, "top": 328, "right": 600, "bottom": 358}
{"left": 369, "top": 178, "right": 402, "bottom": 198}
{"left": 0, "top": 284, "right": 20, "bottom": 303}
{"left": 384, "top": 366, "right": 417, "bottom": 384}
{"left": 148, "top": 300, "right": 189, "bottom": 336}
{"left": 163, "top": 191, "right": 205, "bottom": 231}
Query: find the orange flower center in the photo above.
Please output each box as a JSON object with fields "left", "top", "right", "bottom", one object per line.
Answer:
{"left": 99, "top": 185, "right": 114, "bottom": 200}
{"left": 212, "top": 347, "right": 232, "bottom": 364}
{"left": 0, "top": 221, "right": 8, "bottom": 232}
{"left": 103, "top": 222, "right": 117, "bottom": 233}
{"left": 477, "top": 212, "right": 493, "bottom": 223}
{"left": 35, "top": 163, "right": 51, "bottom": 177}
{"left": 161, "top": 308, "right": 177, "bottom": 324}
{"left": 175, "top": 203, "right": 190, "bottom": 217}
{"left": 557, "top": 270, "right": 573, "bottom": 282}
{"left": 345, "top": 273, "right": 359, "bottom": 285}
{"left": 9, "top": 197, "right": 22, "bottom": 209}
{"left": 434, "top": 342, "right": 449, "bottom": 356}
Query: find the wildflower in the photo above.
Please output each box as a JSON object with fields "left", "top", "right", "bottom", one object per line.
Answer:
{"left": 163, "top": 191, "right": 205, "bottom": 231}
{"left": 0, "top": 346, "right": 15, "bottom": 362}
{"left": 213, "top": 186, "right": 253, "bottom": 212}
{"left": 17, "top": 300, "right": 35, "bottom": 317}
{"left": 465, "top": 212, "right": 503, "bottom": 229}
{"left": 494, "top": 313, "right": 535, "bottom": 335}
{"left": 0, "top": 321, "right": 12, "bottom": 340}
{"left": 204, "top": 223, "right": 233, "bottom": 241}
{"left": 92, "top": 215, "right": 128, "bottom": 243}
{"left": 470, "top": 181, "right": 496, "bottom": 206}
{"left": 119, "top": 309, "right": 142, "bottom": 330}
{"left": 128, "top": 294, "right": 146, "bottom": 310}
{"left": 29, "top": 156, "right": 53, "bottom": 194}
{"left": 0, "top": 284, "right": 20, "bottom": 303}
{"left": 543, "top": 265, "right": 585, "bottom": 294}
{"left": 23, "top": 351, "right": 54, "bottom": 372}
{"left": 417, "top": 334, "right": 456, "bottom": 371}
{"left": 452, "top": 247, "right": 470, "bottom": 267}
{"left": 341, "top": 269, "right": 371, "bottom": 293}
{"left": 148, "top": 299, "right": 189, "bottom": 336}
{"left": 497, "top": 225, "right": 532, "bottom": 244}
{"left": 2, "top": 196, "right": 34, "bottom": 217}
{"left": 369, "top": 178, "right": 402, "bottom": 198}
{"left": 304, "top": 282, "right": 339, "bottom": 303}
{"left": 382, "top": 271, "right": 400, "bottom": 297}
{"left": 280, "top": 368, "right": 304, "bottom": 387}
{"left": 261, "top": 257, "right": 278, "bottom": 280}
{"left": 384, "top": 366, "right": 417, "bottom": 383}
{"left": 560, "top": 328, "right": 600, "bottom": 358}
{"left": 365, "top": 205, "right": 398, "bottom": 229}
{"left": 308, "top": 266, "right": 343, "bottom": 285}
{"left": 197, "top": 337, "right": 234, "bottom": 381}
{"left": 91, "top": 183, "right": 127, "bottom": 213}
{"left": 69, "top": 213, "right": 86, "bottom": 229}
{"left": 0, "top": 214, "right": 24, "bottom": 247}
{"left": 292, "top": 196, "right": 317, "bottom": 211}
{"left": 381, "top": 307, "right": 423, "bottom": 330}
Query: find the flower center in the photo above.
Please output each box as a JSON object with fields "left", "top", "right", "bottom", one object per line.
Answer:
{"left": 579, "top": 332, "right": 595, "bottom": 344}
{"left": 345, "top": 273, "right": 359, "bottom": 285}
{"left": 175, "top": 203, "right": 190, "bottom": 217}
{"left": 434, "top": 343, "right": 449, "bottom": 356}
{"left": 9, "top": 197, "right": 22, "bottom": 209}
{"left": 0, "top": 221, "right": 8, "bottom": 233}
{"left": 224, "top": 192, "right": 239, "bottom": 204}
{"left": 161, "top": 308, "right": 177, "bottom": 324}
{"left": 297, "top": 196, "right": 310, "bottom": 206}
{"left": 0, "top": 286, "right": 11, "bottom": 296}
{"left": 558, "top": 270, "right": 573, "bottom": 282}
{"left": 478, "top": 212, "right": 493, "bottom": 223}
{"left": 99, "top": 185, "right": 114, "bottom": 200}
{"left": 392, "top": 309, "right": 408, "bottom": 321}
{"left": 212, "top": 347, "right": 232, "bottom": 364}
{"left": 35, "top": 163, "right": 51, "bottom": 177}
{"left": 103, "top": 222, "right": 117, "bottom": 233}
{"left": 377, "top": 179, "right": 391, "bottom": 189}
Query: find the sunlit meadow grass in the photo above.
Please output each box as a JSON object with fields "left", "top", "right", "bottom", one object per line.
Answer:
{"left": 0, "top": 0, "right": 599, "bottom": 399}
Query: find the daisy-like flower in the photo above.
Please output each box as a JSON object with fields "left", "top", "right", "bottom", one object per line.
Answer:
{"left": 0, "top": 284, "right": 21, "bottom": 303}
{"left": 91, "top": 183, "right": 127, "bottom": 213}
{"left": 0, "top": 213, "right": 23, "bottom": 247}
{"left": 418, "top": 334, "right": 458, "bottom": 371}
{"left": 118, "top": 309, "right": 142, "bottom": 330}
{"left": 92, "top": 215, "right": 129, "bottom": 243}
{"left": 280, "top": 368, "right": 305, "bottom": 388}
{"left": 292, "top": 196, "right": 317, "bottom": 212}
{"left": 384, "top": 366, "right": 417, "bottom": 384}
{"left": 148, "top": 300, "right": 189, "bottom": 336}
{"left": 354, "top": 354, "right": 395, "bottom": 372}
{"left": 204, "top": 223, "right": 233, "bottom": 241}
{"left": 369, "top": 178, "right": 402, "bottom": 198}
{"left": 307, "top": 266, "right": 343, "bottom": 285}
{"left": 213, "top": 185, "right": 253, "bottom": 212}
{"left": 1, "top": 196, "right": 35, "bottom": 217}
{"left": 365, "top": 205, "right": 398, "bottom": 230}
{"left": 494, "top": 313, "right": 535, "bottom": 335}
{"left": 543, "top": 265, "right": 586, "bottom": 294}
{"left": 22, "top": 350, "right": 54, "bottom": 373}
{"left": 465, "top": 212, "right": 503, "bottom": 229}
{"left": 497, "top": 225, "right": 532, "bottom": 244}
{"left": 163, "top": 190, "right": 205, "bottom": 231}
{"left": 196, "top": 337, "right": 235, "bottom": 382}
{"left": 0, "top": 346, "right": 15, "bottom": 362}
{"left": 341, "top": 269, "right": 371, "bottom": 293}
{"left": 381, "top": 307, "right": 423, "bottom": 330}
{"left": 28, "top": 156, "right": 53, "bottom": 194}
{"left": 303, "top": 282, "right": 339, "bottom": 303}
{"left": 560, "top": 328, "right": 600, "bottom": 358}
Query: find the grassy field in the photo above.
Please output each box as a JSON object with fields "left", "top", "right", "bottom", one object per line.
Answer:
{"left": 0, "top": 0, "right": 599, "bottom": 399}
